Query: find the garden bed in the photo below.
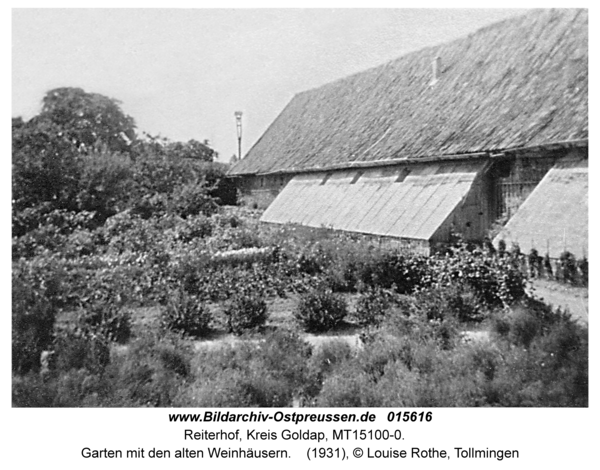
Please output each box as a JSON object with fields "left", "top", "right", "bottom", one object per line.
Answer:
{"left": 13, "top": 197, "right": 588, "bottom": 408}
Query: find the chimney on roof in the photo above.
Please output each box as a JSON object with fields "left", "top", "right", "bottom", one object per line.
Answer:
{"left": 431, "top": 56, "right": 442, "bottom": 85}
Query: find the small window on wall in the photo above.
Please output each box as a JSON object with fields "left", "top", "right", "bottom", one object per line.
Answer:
{"left": 260, "top": 177, "right": 265, "bottom": 188}
{"left": 350, "top": 171, "right": 364, "bottom": 184}
{"left": 395, "top": 167, "right": 411, "bottom": 183}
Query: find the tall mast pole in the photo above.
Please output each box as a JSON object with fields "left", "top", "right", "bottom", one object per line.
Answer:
{"left": 234, "top": 111, "right": 243, "bottom": 160}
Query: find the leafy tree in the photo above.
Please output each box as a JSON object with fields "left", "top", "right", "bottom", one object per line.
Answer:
{"left": 12, "top": 118, "right": 135, "bottom": 229}
{"left": 12, "top": 118, "right": 82, "bottom": 212}
{"left": 12, "top": 87, "right": 230, "bottom": 235}
{"left": 40, "top": 87, "right": 136, "bottom": 153}
{"left": 165, "top": 139, "right": 215, "bottom": 162}
{"left": 13, "top": 88, "right": 137, "bottom": 220}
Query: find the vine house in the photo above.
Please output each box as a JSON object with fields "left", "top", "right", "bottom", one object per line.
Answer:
{"left": 228, "top": 9, "right": 588, "bottom": 258}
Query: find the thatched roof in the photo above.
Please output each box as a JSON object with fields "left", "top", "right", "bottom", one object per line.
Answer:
{"left": 230, "top": 9, "right": 587, "bottom": 176}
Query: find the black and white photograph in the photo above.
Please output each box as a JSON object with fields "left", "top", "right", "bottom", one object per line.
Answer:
{"left": 11, "top": 7, "right": 589, "bottom": 411}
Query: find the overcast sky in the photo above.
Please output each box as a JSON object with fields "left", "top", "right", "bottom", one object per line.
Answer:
{"left": 12, "top": 8, "right": 526, "bottom": 162}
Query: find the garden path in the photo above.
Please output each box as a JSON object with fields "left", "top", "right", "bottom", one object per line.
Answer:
{"left": 529, "top": 279, "right": 588, "bottom": 323}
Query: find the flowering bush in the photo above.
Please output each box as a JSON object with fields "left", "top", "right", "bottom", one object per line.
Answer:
{"left": 429, "top": 244, "right": 527, "bottom": 307}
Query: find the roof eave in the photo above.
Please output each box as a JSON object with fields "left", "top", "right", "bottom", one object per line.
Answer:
{"left": 228, "top": 139, "right": 588, "bottom": 177}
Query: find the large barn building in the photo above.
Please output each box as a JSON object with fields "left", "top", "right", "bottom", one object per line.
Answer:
{"left": 228, "top": 9, "right": 588, "bottom": 258}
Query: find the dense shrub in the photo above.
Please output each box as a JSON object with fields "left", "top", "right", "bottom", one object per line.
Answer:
{"left": 317, "top": 333, "right": 461, "bottom": 406}
{"left": 175, "top": 369, "right": 263, "bottom": 407}
{"left": 129, "top": 151, "right": 198, "bottom": 195}
{"left": 317, "top": 300, "right": 588, "bottom": 407}
{"left": 168, "top": 182, "right": 218, "bottom": 218}
{"left": 176, "top": 214, "right": 214, "bottom": 242}
{"left": 374, "top": 298, "right": 461, "bottom": 351}
{"left": 12, "top": 202, "right": 53, "bottom": 239}
{"left": 177, "top": 330, "right": 315, "bottom": 407}
{"left": 12, "top": 299, "right": 56, "bottom": 375}
{"left": 358, "top": 251, "right": 431, "bottom": 293}
{"left": 492, "top": 298, "right": 585, "bottom": 350}
{"left": 13, "top": 206, "right": 97, "bottom": 240}
{"left": 161, "top": 290, "right": 212, "bottom": 337}
{"left": 296, "top": 245, "right": 332, "bottom": 275}
{"left": 12, "top": 262, "right": 62, "bottom": 374}
{"left": 13, "top": 369, "right": 107, "bottom": 407}
{"left": 164, "top": 260, "right": 280, "bottom": 303}
{"left": 13, "top": 117, "right": 136, "bottom": 227}
{"left": 430, "top": 244, "right": 527, "bottom": 307}
{"left": 129, "top": 193, "right": 168, "bottom": 219}
{"left": 294, "top": 289, "right": 348, "bottom": 332}
{"left": 53, "top": 328, "right": 111, "bottom": 374}
{"left": 468, "top": 342, "right": 502, "bottom": 382}
{"left": 74, "top": 149, "right": 134, "bottom": 221}
{"left": 316, "top": 341, "right": 453, "bottom": 407}
{"left": 486, "top": 332, "right": 587, "bottom": 406}
{"left": 415, "top": 284, "right": 484, "bottom": 323}
{"left": 13, "top": 330, "right": 190, "bottom": 407}
{"left": 104, "top": 333, "right": 192, "bottom": 406}
{"left": 354, "top": 288, "right": 395, "bottom": 326}
{"left": 77, "top": 304, "right": 132, "bottom": 344}
{"left": 56, "top": 255, "right": 151, "bottom": 309}
{"left": 537, "top": 313, "right": 584, "bottom": 364}
{"left": 316, "top": 367, "right": 380, "bottom": 407}
{"left": 103, "top": 211, "right": 163, "bottom": 254}
{"left": 254, "top": 329, "right": 316, "bottom": 401}
{"left": 213, "top": 212, "right": 242, "bottom": 228}
{"left": 426, "top": 318, "right": 460, "bottom": 350}
{"left": 12, "top": 227, "right": 63, "bottom": 259}
{"left": 13, "top": 211, "right": 101, "bottom": 261}
{"left": 224, "top": 292, "right": 268, "bottom": 335}
{"left": 176, "top": 366, "right": 307, "bottom": 407}
{"left": 357, "top": 334, "right": 408, "bottom": 379}
{"left": 491, "top": 313, "right": 512, "bottom": 338}
{"left": 308, "top": 339, "right": 354, "bottom": 378}
{"left": 507, "top": 307, "right": 542, "bottom": 348}
{"left": 12, "top": 120, "right": 83, "bottom": 214}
